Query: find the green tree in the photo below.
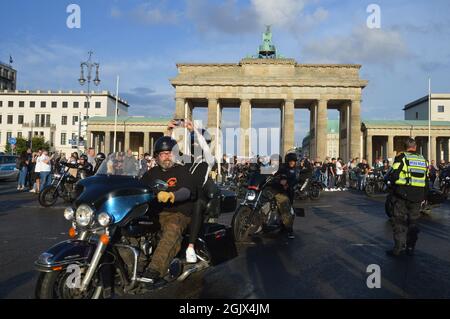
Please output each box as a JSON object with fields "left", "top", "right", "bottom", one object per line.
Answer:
{"left": 4, "top": 136, "right": 50, "bottom": 154}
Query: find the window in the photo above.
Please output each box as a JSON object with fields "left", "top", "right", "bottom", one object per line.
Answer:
{"left": 7, "top": 115, "right": 13, "bottom": 124}
{"left": 30, "top": 101, "right": 35, "bottom": 108}
{"left": 72, "top": 133, "right": 77, "bottom": 141}
{"left": 46, "top": 114, "right": 50, "bottom": 126}
{"left": 61, "top": 133, "right": 67, "bottom": 145}
{"left": 17, "top": 132, "right": 22, "bottom": 138}
{"left": 0, "top": 115, "right": 2, "bottom": 123}
{"left": 84, "top": 101, "right": 89, "bottom": 109}
{"left": 40, "top": 101, "right": 46, "bottom": 108}
{"left": 19, "top": 101, "right": 24, "bottom": 108}
{"left": 51, "top": 101, "right": 57, "bottom": 108}
{"left": 18, "top": 115, "right": 24, "bottom": 124}
{"left": 72, "top": 116, "right": 78, "bottom": 125}
{"left": 0, "top": 101, "right": 2, "bottom": 107}
{"left": 415, "top": 112, "right": 419, "bottom": 120}
{"left": 95, "top": 102, "right": 101, "bottom": 109}
{"left": 8, "top": 101, "right": 13, "bottom": 107}
{"left": 62, "top": 101, "right": 68, "bottom": 108}
{"left": 50, "top": 132, "right": 54, "bottom": 147}
{"left": 7, "top": 132, "right": 12, "bottom": 141}
{"left": 73, "top": 101, "right": 79, "bottom": 108}
{"left": 438, "top": 105, "right": 445, "bottom": 113}
{"left": 35, "top": 114, "right": 40, "bottom": 126}
{"left": 61, "top": 116, "right": 68, "bottom": 125}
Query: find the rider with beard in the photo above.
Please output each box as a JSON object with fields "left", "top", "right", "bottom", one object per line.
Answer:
{"left": 166, "top": 119, "right": 217, "bottom": 264}
{"left": 140, "top": 136, "right": 194, "bottom": 282}
{"left": 266, "top": 153, "right": 298, "bottom": 239}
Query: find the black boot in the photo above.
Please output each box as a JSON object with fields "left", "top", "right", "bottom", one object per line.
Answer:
{"left": 142, "top": 267, "right": 161, "bottom": 283}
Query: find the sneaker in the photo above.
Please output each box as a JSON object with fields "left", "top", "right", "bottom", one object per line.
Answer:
{"left": 17, "top": 186, "right": 21, "bottom": 190}
{"left": 29, "top": 189, "right": 36, "bottom": 193}
{"left": 186, "top": 246, "right": 197, "bottom": 263}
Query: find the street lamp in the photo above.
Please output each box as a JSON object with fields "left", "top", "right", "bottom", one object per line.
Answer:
{"left": 78, "top": 50, "right": 100, "bottom": 152}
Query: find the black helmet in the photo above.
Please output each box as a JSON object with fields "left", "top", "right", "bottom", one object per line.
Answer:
{"left": 285, "top": 152, "right": 298, "bottom": 163}
{"left": 80, "top": 154, "right": 88, "bottom": 161}
{"left": 96, "top": 152, "right": 105, "bottom": 162}
{"left": 154, "top": 136, "right": 177, "bottom": 154}
{"left": 190, "top": 129, "right": 212, "bottom": 145}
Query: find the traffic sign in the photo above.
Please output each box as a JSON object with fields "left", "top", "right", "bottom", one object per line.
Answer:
{"left": 8, "top": 137, "right": 16, "bottom": 145}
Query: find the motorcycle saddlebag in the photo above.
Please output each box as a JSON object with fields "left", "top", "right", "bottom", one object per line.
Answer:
{"left": 427, "top": 189, "right": 447, "bottom": 205}
{"left": 200, "top": 223, "right": 237, "bottom": 266}
{"left": 220, "top": 189, "right": 237, "bottom": 214}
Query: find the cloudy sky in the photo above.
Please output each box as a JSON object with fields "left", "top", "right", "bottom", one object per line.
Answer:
{"left": 1, "top": 0, "right": 450, "bottom": 152}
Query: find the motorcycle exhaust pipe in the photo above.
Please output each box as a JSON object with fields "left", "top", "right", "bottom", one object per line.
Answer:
{"left": 80, "top": 240, "right": 107, "bottom": 292}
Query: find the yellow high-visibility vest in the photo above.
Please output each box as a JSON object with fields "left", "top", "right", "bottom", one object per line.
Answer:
{"left": 392, "top": 152, "right": 428, "bottom": 188}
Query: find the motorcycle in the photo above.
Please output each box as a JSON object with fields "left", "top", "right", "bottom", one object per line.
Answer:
{"left": 364, "top": 170, "right": 386, "bottom": 196}
{"left": 439, "top": 167, "right": 450, "bottom": 197}
{"left": 231, "top": 172, "right": 299, "bottom": 243}
{"left": 34, "top": 153, "right": 237, "bottom": 299}
{"left": 38, "top": 161, "right": 88, "bottom": 207}
{"left": 294, "top": 177, "right": 321, "bottom": 200}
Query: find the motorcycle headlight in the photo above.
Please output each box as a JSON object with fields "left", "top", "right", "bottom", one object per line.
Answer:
{"left": 53, "top": 174, "right": 61, "bottom": 179}
{"left": 369, "top": 174, "right": 375, "bottom": 178}
{"left": 246, "top": 190, "right": 257, "bottom": 201}
{"left": 446, "top": 177, "right": 450, "bottom": 180}
{"left": 64, "top": 207, "right": 74, "bottom": 221}
{"left": 75, "top": 204, "right": 94, "bottom": 227}
{"left": 97, "top": 212, "right": 112, "bottom": 227}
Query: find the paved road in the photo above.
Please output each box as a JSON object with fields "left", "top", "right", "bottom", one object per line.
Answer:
{"left": 0, "top": 180, "right": 449, "bottom": 299}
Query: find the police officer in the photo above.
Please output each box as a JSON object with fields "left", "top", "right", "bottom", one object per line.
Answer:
{"left": 387, "top": 138, "right": 428, "bottom": 257}
{"left": 140, "top": 136, "right": 194, "bottom": 282}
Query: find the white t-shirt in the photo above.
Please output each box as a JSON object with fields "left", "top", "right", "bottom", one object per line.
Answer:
{"left": 37, "top": 155, "right": 51, "bottom": 172}
{"left": 336, "top": 161, "right": 343, "bottom": 175}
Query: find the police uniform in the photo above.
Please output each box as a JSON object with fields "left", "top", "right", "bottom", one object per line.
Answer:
{"left": 388, "top": 151, "right": 428, "bottom": 255}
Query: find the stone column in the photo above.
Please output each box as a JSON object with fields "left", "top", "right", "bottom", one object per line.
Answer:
{"left": 387, "top": 135, "right": 394, "bottom": 160}
{"left": 316, "top": 99, "right": 328, "bottom": 160}
{"left": 143, "top": 132, "right": 150, "bottom": 153}
{"left": 207, "top": 98, "right": 219, "bottom": 128}
{"left": 104, "top": 131, "right": 111, "bottom": 155}
{"left": 87, "top": 132, "right": 92, "bottom": 149}
{"left": 207, "top": 98, "right": 222, "bottom": 157}
{"left": 309, "top": 104, "right": 316, "bottom": 159}
{"left": 350, "top": 99, "right": 362, "bottom": 160}
{"left": 240, "top": 99, "right": 251, "bottom": 157}
{"left": 124, "top": 131, "right": 130, "bottom": 152}
{"left": 174, "top": 98, "right": 185, "bottom": 119}
{"left": 366, "top": 135, "right": 373, "bottom": 166}
{"left": 430, "top": 136, "right": 436, "bottom": 162}
{"left": 282, "top": 99, "right": 295, "bottom": 155}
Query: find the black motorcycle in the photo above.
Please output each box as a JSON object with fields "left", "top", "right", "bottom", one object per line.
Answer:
{"left": 38, "top": 161, "right": 85, "bottom": 207}
{"left": 34, "top": 153, "right": 237, "bottom": 299}
{"left": 294, "top": 177, "right": 321, "bottom": 200}
{"left": 439, "top": 167, "right": 450, "bottom": 197}
{"left": 365, "top": 169, "right": 386, "bottom": 196}
{"left": 232, "top": 172, "right": 299, "bottom": 243}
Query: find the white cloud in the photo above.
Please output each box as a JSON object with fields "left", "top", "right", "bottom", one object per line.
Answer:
{"left": 251, "top": 0, "right": 307, "bottom": 28}
{"left": 303, "top": 27, "right": 410, "bottom": 66}
{"left": 111, "top": 1, "right": 179, "bottom": 25}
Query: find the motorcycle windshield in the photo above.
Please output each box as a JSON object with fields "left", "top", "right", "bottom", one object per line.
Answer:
{"left": 96, "top": 152, "right": 140, "bottom": 177}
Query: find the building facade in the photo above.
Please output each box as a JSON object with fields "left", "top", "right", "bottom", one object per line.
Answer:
{"left": 361, "top": 120, "right": 450, "bottom": 165}
{"left": 87, "top": 116, "right": 169, "bottom": 156}
{"left": 170, "top": 29, "right": 367, "bottom": 161}
{"left": 302, "top": 120, "right": 340, "bottom": 159}
{"left": 404, "top": 94, "right": 450, "bottom": 121}
{"left": 0, "top": 62, "right": 16, "bottom": 91}
{"left": 0, "top": 90, "right": 128, "bottom": 155}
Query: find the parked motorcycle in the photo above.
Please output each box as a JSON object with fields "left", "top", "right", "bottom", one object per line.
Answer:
{"left": 439, "top": 167, "right": 450, "bottom": 197}
{"left": 34, "top": 153, "right": 237, "bottom": 299}
{"left": 38, "top": 161, "right": 88, "bottom": 207}
{"left": 232, "top": 172, "right": 300, "bottom": 242}
{"left": 365, "top": 169, "right": 386, "bottom": 196}
{"left": 294, "top": 177, "right": 321, "bottom": 200}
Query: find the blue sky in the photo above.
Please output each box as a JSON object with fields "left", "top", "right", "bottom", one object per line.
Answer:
{"left": 1, "top": 0, "right": 450, "bottom": 149}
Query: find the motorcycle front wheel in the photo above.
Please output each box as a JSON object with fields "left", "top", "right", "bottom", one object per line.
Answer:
{"left": 35, "top": 270, "right": 103, "bottom": 299}
{"left": 309, "top": 185, "right": 321, "bottom": 200}
{"left": 231, "top": 206, "right": 262, "bottom": 243}
{"left": 38, "top": 186, "right": 59, "bottom": 207}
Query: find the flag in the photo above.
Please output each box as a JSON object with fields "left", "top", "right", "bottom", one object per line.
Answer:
{"left": 9, "top": 55, "right": 13, "bottom": 64}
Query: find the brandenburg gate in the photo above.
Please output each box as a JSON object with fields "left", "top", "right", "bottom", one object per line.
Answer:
{"left": 170, "top": 27, "right": 368, "bottom": 161}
